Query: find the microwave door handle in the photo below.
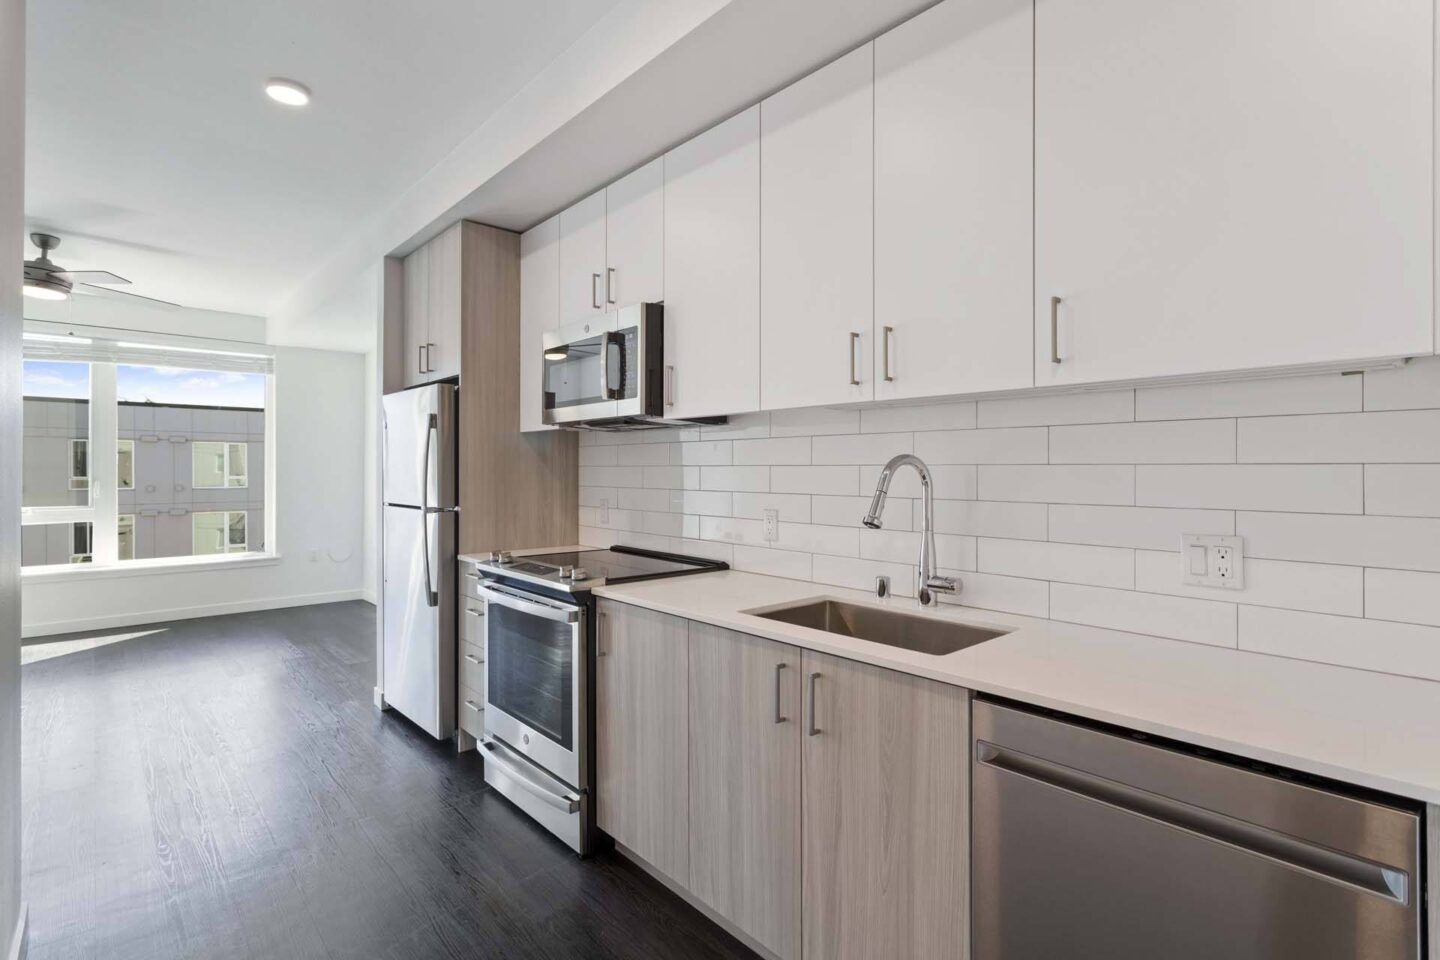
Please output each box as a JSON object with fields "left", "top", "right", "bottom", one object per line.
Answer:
{"left": 603, "top": 332, "right": 624, "bottom": 400}
{"left": 476, "top": 583, "right": 581, "bottom": 624}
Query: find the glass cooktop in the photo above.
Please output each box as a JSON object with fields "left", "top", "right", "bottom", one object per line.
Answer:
{"left": 478, "top": 545, "right": 727, "bottom": 592}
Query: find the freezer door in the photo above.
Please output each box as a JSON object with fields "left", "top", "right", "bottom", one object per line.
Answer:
{"left": 382, "top": 505, "right": 456, "bottom": 739}
{"left": 382, "top": 384, "right": 457, "bottom": 509}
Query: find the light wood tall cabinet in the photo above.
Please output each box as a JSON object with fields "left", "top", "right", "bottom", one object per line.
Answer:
{"left": 760, "top": 43, "right": 875, "bottom": 411}
{"left": 519, "top": 216, "right": 559, "bottom": 432}
{"left": 874, "top": 0, "right": 1033, "bottom": 399}
{"left": 688, "top": 622, "right": 802, "bottom": 960}
{"left": 595, "top": 600, "right": 690, "bottom": 885}
{"left": 664, "top": 106, "right": 761, "bottom": 419}
{"left": 801, "top": 649, "right": 970, "bottom": 960}
{"left": 401, "top": 222, "right": 462, "bottom": 387}
{"left": 1033, "top": 0, "right": 1433, "bottom": 386}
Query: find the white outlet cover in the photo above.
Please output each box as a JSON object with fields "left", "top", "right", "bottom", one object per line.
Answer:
{"left": 1181, "top": 534, "right": 1244, "bottom": 589}
{"left": 763, "top": 508, "right": 779, "bottom": 542}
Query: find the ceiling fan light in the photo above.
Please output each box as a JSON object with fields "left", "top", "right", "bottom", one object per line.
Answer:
{"left": 23, "top": 277, "right": 69, "bottom": 301}
{"left": 265, "top": 78, "right": 311, "bottom": 107}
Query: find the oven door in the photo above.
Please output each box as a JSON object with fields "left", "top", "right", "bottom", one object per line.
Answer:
{"left": 541, "top": 305, "right": 656, "bottom": 426}
{"left": 478, "top": 581, "right": 585, "bottom": 788}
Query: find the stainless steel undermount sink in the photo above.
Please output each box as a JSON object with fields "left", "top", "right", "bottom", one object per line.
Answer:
{"left": 748, "top": 598, "right": 1011, "bottom": 656}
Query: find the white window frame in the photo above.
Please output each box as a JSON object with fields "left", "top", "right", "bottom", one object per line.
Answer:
{"left": 192, "top": 510, "right": 248, "bottom": 555}
{"left": 117, "top": 439, "right": 134, "bottom": 490}
{"left": 192, "top": 441, "right": 248, "bottom": 490}
{"left": 68, "top": 438, "right": 89, "bottom": 491}
{"left": 21, "top": 321, "right": 276, "bottom": 576}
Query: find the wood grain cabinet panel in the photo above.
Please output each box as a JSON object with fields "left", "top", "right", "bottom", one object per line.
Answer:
{"left": 596, "top": 600, "right": 690, "bottom": 885}
{"left": 519, "top": 216, "right": 560, "bottom": 432}
{"left": 801, "top": 648, "right": 970, "bottom": 960}
{"left": 687, "top": 622, "right": 802, "bottom": 960}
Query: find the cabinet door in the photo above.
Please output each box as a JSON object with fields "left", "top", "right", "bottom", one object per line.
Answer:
{"left": 875, "top": 0, "right": 1033, "bottom": 399}
{"left": 1035, "top": 0, "right": 1433, "bottom": 386}
{"left": 760, "top": 43, "right": 875, "bottom": 410}
{"left": 425, "top": 223, "right": 463, "bottom": 382}
{"left": 688, "top": 623, "right": 801, "bottom": 960}
{"left": 519, "top": 216, "right": 560, "bottom": 432}
{"left": 605, "top": 157, "right": 664, "bottom": 311}
{"left": 559, "top": 187, "right": 607, "bottom": 324}
{"left": 401, "top": 242, "right": 430, "bottom": 387}
{"left": 802, "top": 649, "right": 969, "bottom": 960}
{"left": 595, "top": 600, "right": 689, "bottom": 884}
{"left": 664, "top": 106, "right": 761, "bottom": 419}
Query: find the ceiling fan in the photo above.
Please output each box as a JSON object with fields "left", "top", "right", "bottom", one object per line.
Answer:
{"left": 22, "top": 233, "right": 181, "bottom": 310}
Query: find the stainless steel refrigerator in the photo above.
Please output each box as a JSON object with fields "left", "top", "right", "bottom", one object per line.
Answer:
{"left": 382, "top": 383, "right": 458, "bottom": 739}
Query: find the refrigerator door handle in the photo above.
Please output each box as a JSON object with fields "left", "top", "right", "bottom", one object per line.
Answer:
{"left": 421, "top": 413, "right": 438, "bottom": 607}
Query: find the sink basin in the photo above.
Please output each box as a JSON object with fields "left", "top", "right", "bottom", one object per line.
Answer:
{"left": 748, "top": 598, "right": 1010, "bottom": 656}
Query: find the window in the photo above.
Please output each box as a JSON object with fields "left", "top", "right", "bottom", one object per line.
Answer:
{"left": 117, "top": 440, "right": 134, "bottom": 490}
{"left": 70, "top": 522, "right": 92, "bottom": 564}
{"left": 193, "top": 441, "right": 247, "bottom": 489}
{"left": 193, "top": 511, "right": 247, "bottom": 555}
{"left": 69, "top": 439, "right": 89, "bottom": 490}
{"left": 117, "top": 515, "right": 135, "bottom": 561}
{"left": 22, "top": 359, "right": 90, "bottom": 511}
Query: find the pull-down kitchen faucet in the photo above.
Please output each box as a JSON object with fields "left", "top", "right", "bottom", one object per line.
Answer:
{"left": 862, "top": 454, "right": 958, "bottom": 607}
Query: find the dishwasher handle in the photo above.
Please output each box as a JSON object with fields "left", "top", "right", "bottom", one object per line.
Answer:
{"left": 974, "top": 740, "right": 1410, "bottom": 905}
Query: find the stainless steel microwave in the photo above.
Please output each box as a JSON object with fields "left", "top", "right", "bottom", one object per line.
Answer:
{"left": 540, "top": 302, "right": 722, "bottom": 430}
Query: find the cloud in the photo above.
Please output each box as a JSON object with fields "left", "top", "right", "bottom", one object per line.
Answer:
{"left": 23, "top": 372, "right": 68, "bottom": 386}
{"left": 180, "top": 377, "right": 223, "bottom": 389}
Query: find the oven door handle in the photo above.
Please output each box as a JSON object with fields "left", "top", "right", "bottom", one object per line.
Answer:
{"left": 476, "top": 583, "right": 581, "bottom": 624}
{"left": 481, "top": 739, "right": 583, "bottom": 814}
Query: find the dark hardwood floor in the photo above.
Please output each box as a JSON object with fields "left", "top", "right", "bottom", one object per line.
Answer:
{"left": 21, "top": 601, "right": 757, "bottom": 960}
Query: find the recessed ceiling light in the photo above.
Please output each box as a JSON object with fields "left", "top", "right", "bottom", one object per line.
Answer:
{"left": 265, "top": 78, "right": 311, "bottom": 107}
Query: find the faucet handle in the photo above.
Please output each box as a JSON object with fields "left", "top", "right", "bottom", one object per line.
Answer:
{"left": 918, "top": 574, "right": 960, "bottom": 607}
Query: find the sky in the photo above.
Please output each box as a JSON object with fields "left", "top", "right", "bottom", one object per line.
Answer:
{"left": 23, "top": 360, "right": 265, "bottom": 409}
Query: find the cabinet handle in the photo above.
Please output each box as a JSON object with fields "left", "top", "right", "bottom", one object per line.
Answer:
{"left": 597, "top": 610, "right": 608, "bottom": 656}
{"left": 465, "top": 607, "right": 482, "bottom": 617}
{"left": 426, "top": 343, "right": 436, "bottom": 373}
{"left": 848, "top": 332, "right": 861, "bottom": 386}
{"left": 774, "top": 662, "right": 788, "bottom": 724}
{"left": 606, "top": 267, "right": 616, "bottom": 305}
{"left": 882, "top": 325, "right": 895, "bottom": 382}
{"left": 591, "top": 273, "right": 602, "bottom": 310}
{"left": 463, "top": 699, "right": 481, "bottom": 713}
{"left": 463, "top": 571, "right": 481, "bottom": 580}
{"left": 417, "top": 345, "right": 425, "bottom": 375}
{"left": 664, "top": 365, "right": 675, "bottom": 407}
{"left": 1050, "top": 296, "right": 1063, "bottom": 365}
{"left": 463, "top": 653, "right": 481, "bottom": 665}
{"left": 807, "top": 672, "right": 821, "bottom": 736}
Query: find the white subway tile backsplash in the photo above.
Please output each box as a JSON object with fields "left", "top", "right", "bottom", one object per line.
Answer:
{"left": 915, "top": 427, "right": 1048, "bottom": 464}
{"left": 1364, "top": 465, "right": 1440, "bottom": 517}
{"left": 1050, "top": 419, "right": 1235, "bottom": 464}
{"left": 772, "top": 465, "right": 858, "bottom": 496}
{"left": 1136, "top": 465, "right": 1362, "bottom": 514}
{"left": 1050, "top": 584, "right": 1237, "bottom": 648}
{"left": 977, "top": 389, "right": 1134, "bottom": 428}
{"left": 978, "top": 538, "right": 1133, "bottom": 589}
{"left": 583, "top": 365, "right": 1440, "bottom": 683}
{"left": 1238, "top": 411, "right": 1440, "bottom": 463}
{"left": 733, "top": 437, "right": 811, "bottom": 465}
{"left": 812, "top": 432, "right": 912, "bottom": 465}
{"left": 860, "top": 400, "right": 977, "bottom": 433}
{"left": 1238, "top": 511, "right": 1440, "bottom": 571}
{"left": 1136, "top": 374, "right": 1360, "bottom": 421}
{"left": 1364, "top": 568, "right": 1440, "bottom": 627}
{"left": 1239, "top": 605, "right": 1440, "bottom": 681}
{"left": 1133, "top": 551, "right": 1363, "bottom": 617}
{"left": 979, "top": 466, "right": 1135, "bottom": 505}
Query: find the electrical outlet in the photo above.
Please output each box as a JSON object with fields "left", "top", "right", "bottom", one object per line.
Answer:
{"left": 1181, "top": 534, "right": 1244, "bottom": 589}
{"left": 599, "top": 498, "right": 610, "bottom": 525}
{"left": 763, "top": 508, "right": 779, "bottom": 543}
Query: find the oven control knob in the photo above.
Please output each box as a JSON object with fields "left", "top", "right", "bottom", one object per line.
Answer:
{"left": 558, "top": 565, "right": 574, "bottom": 578}
{"left": 495, "top": 551, "right": 514, "bottom": 564}
{"left": 568, "top": 568, "right": 589, "bottom": 582}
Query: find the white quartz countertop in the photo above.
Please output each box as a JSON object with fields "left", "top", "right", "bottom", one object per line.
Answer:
{"left": 592, "top": 569, "right": 1440, "bottom": 805}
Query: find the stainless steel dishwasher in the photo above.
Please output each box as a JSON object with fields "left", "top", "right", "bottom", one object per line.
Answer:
{"left": 972, "top": 699, "right": 1424, "bottom": 960}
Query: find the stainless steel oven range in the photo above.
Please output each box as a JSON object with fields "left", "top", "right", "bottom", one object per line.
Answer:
{"left": 470, "top": 545, "right": 727, "bottom": 854}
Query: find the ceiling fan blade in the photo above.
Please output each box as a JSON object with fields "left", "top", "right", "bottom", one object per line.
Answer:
{"left": 54, "top": 270, "right": 130, "bottom": 286}
{"left": 76, "top": 283, "right": 182, "bottom": 311}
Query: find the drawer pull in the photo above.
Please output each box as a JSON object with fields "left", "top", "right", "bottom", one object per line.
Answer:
{"left": 463, "top": 654, "right": 481, "bottom": 665}
{"left": 463, "top": 699, "right": 481, "bottom": 713}
{"left": 465, "top": 607, "right": 483, "bottom": 617}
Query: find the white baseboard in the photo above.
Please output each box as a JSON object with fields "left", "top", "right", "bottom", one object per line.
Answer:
{"left": 361, "top": 589, "right": 378, "bottom": 606}
{"left": 20, "top": 589, "right": 366, "bottom": 639}
{"left": 7, "top": 903, "right": 27, "bottom": 960}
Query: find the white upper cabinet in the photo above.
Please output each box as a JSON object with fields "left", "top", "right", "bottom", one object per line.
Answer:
{"left": 520, "top": 216, "right": 560, "bottom": 432}
{"left": 1035, "top": 0, "right": 1434, "bottom": 386}
{"left": 664, "top": 106, "right": 761, "bottom": 419}
{"left": 761, "top": 43, "right": 875, "bottom": 411}
{"left": 606, "top": 158, "right": 665, "bottom": 311}
{"left": 559, "top": 187, "right": 607, "bottom": 324}
{"left": 874, "top": 0, "right": 1033, "bottom": 399}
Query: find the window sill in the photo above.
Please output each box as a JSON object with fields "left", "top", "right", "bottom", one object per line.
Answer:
{"left": 21, "top": 552, "right": 282, "bottom": 583}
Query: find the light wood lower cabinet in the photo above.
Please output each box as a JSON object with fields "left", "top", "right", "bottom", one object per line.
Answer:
{"left": 688, "top": 622, "right": 802, "bottom": 960}
{"left": 801, "top": 649, "right": 970, "bottom": 960}
{"left": 595, "top": 600, "right": 690, "bottom": 885}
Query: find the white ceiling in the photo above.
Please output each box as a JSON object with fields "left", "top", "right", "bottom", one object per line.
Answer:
{"left": 24, "top": 0, "right": 623, "bottom": 317}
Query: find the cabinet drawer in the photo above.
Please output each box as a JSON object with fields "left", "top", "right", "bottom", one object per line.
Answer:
{"left": 460, "top": 599, "right": 485, "bottom": 643}
{"left": 459, "top": 685, "right": 484, "bottom": 739}
{"left": 460, "top": 642, "right": 485, "bottom": 692}
{"left": 459, "top": 566, "right": 486, "bottom": 600}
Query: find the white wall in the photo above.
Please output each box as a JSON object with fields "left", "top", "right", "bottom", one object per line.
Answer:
{"left": 21, "top": 345, "right": 367, "bottom": 636}
{"left": 0, "top": 0, "right": 23, "bottom": 950}
{"left": 579, "top": 360, "right": 1440, "bottom": 685}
